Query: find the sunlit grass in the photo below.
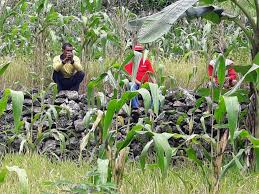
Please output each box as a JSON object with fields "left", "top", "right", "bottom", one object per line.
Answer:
{"left": 1, "top": 154, "right": 259, "bottom": 194}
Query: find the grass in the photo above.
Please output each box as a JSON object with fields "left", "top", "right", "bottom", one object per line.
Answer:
{"left": 1, "top": 154, "right": 259, "bottom": 194}
{"left": 0, "top": 48, "right": 251, "bottom": 91}
{"left": 0, "top": 55, "right": 208, "bottom": 91}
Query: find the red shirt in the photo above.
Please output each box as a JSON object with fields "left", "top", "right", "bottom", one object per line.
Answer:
{"left": 208, "top": 65, "right": 237, "bottom": 84}
{"left": 125, "top": 58, "right": 154, "bottom": 83}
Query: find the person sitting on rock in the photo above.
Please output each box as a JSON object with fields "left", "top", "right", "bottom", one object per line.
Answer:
{"left": 125, "top": 44, "right": 156, "bottom": 112}
{"left": 52, "top": 43, "right": 85, "bottom": 92}
{"left": 208, "top": 58, "right": 237, "bottom": 88}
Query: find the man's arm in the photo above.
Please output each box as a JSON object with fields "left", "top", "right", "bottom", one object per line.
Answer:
{"left": 53, "top": 56, "right": 63, "bottom": 71}
{"left": 146, "top": 60, "right": 156, "bottom": 83}
{"left": 72, "top": 56, "right": 83, "bottom": 71}
{"left": 208, "top": 65, "right": 213, "bottom": 78}
{"left": 227, "top": 68, "right": 237, "bottom": 80}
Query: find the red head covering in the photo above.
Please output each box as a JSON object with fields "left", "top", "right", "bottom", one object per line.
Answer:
{"left": 133, "top": 44, "right": 144, "bottom": 51}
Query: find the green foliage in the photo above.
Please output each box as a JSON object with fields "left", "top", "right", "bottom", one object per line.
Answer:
{"left": 0, "top": 62, "right": 10, "bottom": 77}
{"left": 0, "top": 166, "right": 28, "bottom": 194}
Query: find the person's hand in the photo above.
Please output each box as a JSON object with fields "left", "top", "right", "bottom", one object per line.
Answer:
{"left": 224, "top": 77, "right": 230, "bottom": 88}
{"left": 62, "top": 53, "right": 73, "bottom": 64}
{"left": 67, "top": 52, "right": 73, "bottom": 60}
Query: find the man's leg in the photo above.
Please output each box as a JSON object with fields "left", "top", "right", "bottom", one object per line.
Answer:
{"left": 52, "top": 71, "right": 64, "bottom": 92}
{"left": 129, "top": 82, "right": 139, "bottom": 109}
{"left": 70, "top": 71, "right": 85, "bottom": 92}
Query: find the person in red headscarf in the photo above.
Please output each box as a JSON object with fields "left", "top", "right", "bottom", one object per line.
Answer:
{"left": 124, "top": 44, "right": 156, "bottom": 110}
{"left": 208, "top": 58, "right": 237, "bottom": 88}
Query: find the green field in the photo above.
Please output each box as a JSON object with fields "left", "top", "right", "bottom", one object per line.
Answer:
{"left": 1, "top": 154, "right": 259, "bottom": 194}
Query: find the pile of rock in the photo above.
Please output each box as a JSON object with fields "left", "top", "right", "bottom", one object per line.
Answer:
{"left": 0, "top": 88, "right": 246, "bottom": 160}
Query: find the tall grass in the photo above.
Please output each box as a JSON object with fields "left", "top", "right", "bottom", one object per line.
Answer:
{"left": 0, "top": 56, "right": 208, "bottom": 91}
{"left": 1, "top": 154, "right": 259, "bottom": 194}
{"left": 0, "top": 49, "right": 250, "bottom": 91}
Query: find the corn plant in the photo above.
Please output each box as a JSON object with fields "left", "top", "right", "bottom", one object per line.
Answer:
{"left": 0, "top": 166, "right": 28, "bottom": 194}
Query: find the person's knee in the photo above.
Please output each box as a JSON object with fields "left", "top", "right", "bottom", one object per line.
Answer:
{"left": 77, "top": 71, "right": 85, "bottom": 81}
{"left": 231, "top": 79, "right": 237, "bottom": 86}
{"left": 128, "top": 82, "right": 139, "bottom": 91}
{"left": 52, "top": 71, "right": 61, "bottom": 82}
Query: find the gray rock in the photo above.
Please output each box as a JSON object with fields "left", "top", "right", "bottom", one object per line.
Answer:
{"left": 173, "top": 101, "right": 186, "bottom": 107}
{"left": 58, "top": 91, "right": 79, "bottom": 101}
{"left": 74, "top": 119, "right": 86, "bottom": 132}
{"left": 42, "top": 140, "right": 57, "bottom": 152}
{"left": 55, "top": 98, "right": 67, "bottom": 105}
{"left": 23, "top": 99, "right": 33, "bottom": 106}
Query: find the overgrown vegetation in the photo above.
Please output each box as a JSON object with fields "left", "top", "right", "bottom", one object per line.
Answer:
{"left": 1, "top": 0, "right": 259, "bottom": 194}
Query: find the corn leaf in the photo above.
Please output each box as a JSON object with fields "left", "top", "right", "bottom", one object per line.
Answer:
{"left": 140, "top": 140, "right": 153, "bottom": 172}
{"left": 87, "top": 73, "right": 108, "bottom": 107}
{"left": 116, "top": 125, "right": 143, "bottom": 152}
{"left": 132, "top": 51, "right": 142, "bottom": 83}
{"left": 219, "top": 149, "right": 244, "bottom": 180}
{"left": 0, "top": 89, "right": 11, "bottom": 117}
{"left": 137, "top": 88, "right": 152, "bottom": 113}
{"left": 223, "top": 96, "right": 240, "bottom": 144}
{"left": 214, "top": 96, "right": 226, "bottom": 124}
{"left": 103, "top": 99, "right": 118, "bottom": 141}
{"left": 0, "top": 62, "right": 10, "bottom": 77}
{"left": 217, "top": 55, "right": 226, "bottom": 90}
{"left": 149, "top": 83, "right": 160, "bottom": 116}
{"left": 97, "top": 159, "right": 109, "bottom": 184}
{"left": 153, "top": 133, "right": 174, "bottom": 177}
{"left": 225, "top": 64, "right": 259, "bottom": 96}
{"left": 0, "top": 168, "right": 8, "bottom": 183}
{"left": 116, "top": 91, "right": 139, "bottom": 112}
{"left": 10, "top": 90, "right": 24, "bottom": 132}
{"left": 6, "top": 166, "right": 28, "bottom": 194}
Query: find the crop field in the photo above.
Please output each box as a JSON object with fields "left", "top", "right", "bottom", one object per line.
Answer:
{"left": 0, "top": 0, "right": 259, "bottom": 194}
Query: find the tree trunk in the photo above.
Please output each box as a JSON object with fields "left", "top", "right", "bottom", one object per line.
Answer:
{"left": 246, "top": 38, "right": 259, "bottom": 169}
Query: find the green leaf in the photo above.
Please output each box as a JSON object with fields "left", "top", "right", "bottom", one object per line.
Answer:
{"left": 253, "top": 52, "right": 259, "bottom": 65}
{"left": 0, "top": 89, "right": 11, "bottom": 117}
{"left": 203, "top": 11, "right": 221, "bottom": 24}
{"left": 103, "top": 99, "right": 118, "bottom": 141}
{"left": 116, "top": 91, "right": 139, "bottom": 112}
{"left": 116, "top": 125, "right": 143, "bottom": 152}
{"left": 153, "top": 133, "right": 174, "bottom": 177}
{"left": 0, "top": 62, "right": 10, "bottom": 77}
{"left": 149, "top": 83, "right": 160, "bottom": 116}
{"left": 219, "top": 149, "right": 244, "bottom": 180}
{"left": 0, "top": 168, "right": 8, "bottom": 183}
{"left": 214, "top": 96, "right": 226, "bottom": 124}
{"left": 225, "top": 64, "right": 259, "bottom": 96}
{"left": 97, "top": 159, "right": 109, "bottom": 184}
{"left": 132, "top": 51, "right": 142, "bottom": 82}
{"left": 140, "top": 140, "right": 153, "bottom": 172}
{"left": 223, "top": 96, "right": 240, "bottom": 144}
{"left": 11, "top": 90, "right": 24, "bottom": 132}
{"left": 137, "top": 88, "right": 152, "bottom": 113}
{"left": 121, "top": 51, "right": 134, "bottom": 68}
{"left": 199, "top": 0, "right": 214, "bottom": 4}
{"left": 87, "top": 73, "right": 108, "bottom": 107}
{"left": 6, "top": 166, "right": 28, "bottom": 194}
{"left": 216, "top": 55, "right": 226, "bottom": 90}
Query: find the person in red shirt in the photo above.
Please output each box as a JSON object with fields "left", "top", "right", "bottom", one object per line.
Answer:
{"left": 208, "top": 58, "right": 237, "bottom": 88}
{"left": 125, "top": 44, "right": 156, "bottom": 110}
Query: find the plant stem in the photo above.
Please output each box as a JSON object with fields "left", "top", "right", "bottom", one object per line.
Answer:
{"left": 255, "top": 0, "right": 259, "bottom": 29}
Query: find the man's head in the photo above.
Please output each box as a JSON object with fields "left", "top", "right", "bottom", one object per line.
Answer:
{"left": 62, "top": 43, "right": 73, "bottom": 58}
{"left": 133, "top": 44, "right": 144, "bottom": 53}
